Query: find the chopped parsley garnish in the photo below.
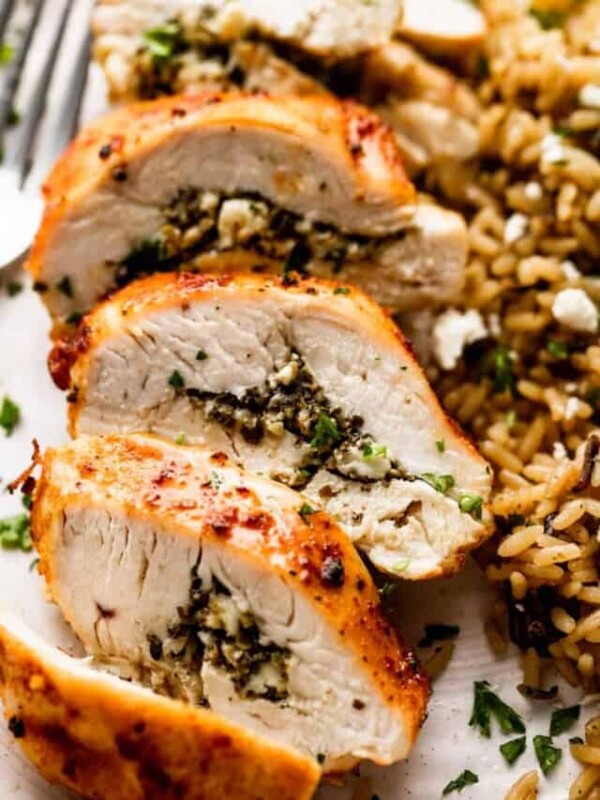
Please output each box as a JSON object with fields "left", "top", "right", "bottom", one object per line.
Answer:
{"left": 362, "top": 443, "right": 388, "bottom": 460}
{"left": 0, "top": 396, "right": 20, "bottom": 436}
{"left": 56, "top": 276, "right": 73, "bottom": 298}
{"left": 469, "top": 681, "right": 525, "bottom": 738}
{"left": 550, "top": 705, "right": 580, "bottom": 736}
{"left": 418, "top": 623, "right": 460, "bottom": 648}
{"left": 0, "top": 42, "right": 13, "bottom": 66}
{"left": 143, "top": 21, "right": 184, "bottom": 63}
{"left": 533, "top": 735, "right": 561, "bottom": 776}
{"left": 436, "top": 438, "right": 446, "bottom": 453}
{"left": 21, "top": 494, "right": 32, "bottom": 511}
{"left": 421, "top": 473, "right": 455, "bottom": 495}
{"left": 529, "top": 8, "right": 566, "bottom": 29}
{"left": 500, "top": 736, "right": 526, "bottom": 765}
{"left": 0, "top": 514, "right": 32, "bottom": 552}
{"left": 481, "top": 345, "right": 516, "bottom": 394}
{"left": 505, "top": 409, "right": 518, "bottom": 429}
{"left": 168, "top": 370, "right": 185, "bottom": 389}
{"left": 310, "top": 413, "right": 341, "bottom": 449}
{"left": 6, "top": 281, "right": 22, "bottom": 297}
{"left": 333, "top": 287, "right": 350, "bottom": 295}
{"left": 379, "top": 581, "right": 396, "bottom": 600}
{"left": 175, "top": 433, "right": 187, "bottom": 445}
{"left": 442, "top": 769, "right": 479, "bottom": 795}
{"left": 298, "top": 503, "right": 317, "bottom": 524}
{"left": 459, "top": 494, "right": 483, "bottom": 520}
{"left": 196, "top": 349, "right": 209, "bottom": 361}
{"left": 547, "top": 340, "right": 569, "bottom": 359}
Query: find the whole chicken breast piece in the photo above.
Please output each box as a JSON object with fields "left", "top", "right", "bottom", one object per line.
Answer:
{"left": 0, "top": 612, "right": 321, "bottom": 800}
{"left": 93, "top": 0, "right": 404, "bottom": 60}
{"left": 27, "top": 91, "right": 467, "bottom": 327}
{"left": 49, "top": 273, "right": 493, "bottom": 579}
{"left": 31, "top": 433, "right": 429, "bottom": 772}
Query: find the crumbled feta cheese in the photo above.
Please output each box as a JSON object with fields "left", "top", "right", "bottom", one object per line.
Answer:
{"left": 579, "top": 84, "right": 600, "bottom": 109}
{"left": 541, "top": 133, "right": 567, "bottom": 165}
{"left": 504, "top": 213, "right": 529, "bottom": 245}
{"left": 553, "top": 442, "right": 568, "bottom": 460}
{"left": 564, "top": 397, "right": 582, "bottom": 421}
{"left": 552, "top": 288, "right": 598, "bottom": 333}
{"left": 524, "top": 181, "right": 543, "bottom": 201}
{"left": 565, "top": 382, "right": 578, "bottom": 394}
{"left": 432, "top": 309, "right": 487, "bottom": 371}
{"left": 218, "top": 199, "right": 268, "bottom": 247}
{"left": 561, "top": 260, "right": 582, "bottom": 281}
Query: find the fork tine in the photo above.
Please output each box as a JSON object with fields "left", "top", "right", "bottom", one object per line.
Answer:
{"left": 0, "top": 0, "right": 43, "bottom": 140}
{"left": 3, "top": 0, "right": 76, "bottom": 184}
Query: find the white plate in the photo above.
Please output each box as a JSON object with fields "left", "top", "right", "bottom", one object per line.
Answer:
{"left": 0, "top": 48, "right": 589, "bottom": 800}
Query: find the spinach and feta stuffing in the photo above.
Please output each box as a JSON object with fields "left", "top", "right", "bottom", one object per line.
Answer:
{"left": 113, "top": 188, "right": 408, "bottom": 288}
{"left": 146, "top": 573, "right": 291, "bottom": 705}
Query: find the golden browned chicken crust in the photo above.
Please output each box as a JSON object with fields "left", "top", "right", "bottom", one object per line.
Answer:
{"left": 0, "top": 613, "right": 321, "bottom": 800}
{"left": 31, "top": 433, "right": 430, "bottom": 741}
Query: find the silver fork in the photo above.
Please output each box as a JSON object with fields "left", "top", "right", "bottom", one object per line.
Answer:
{"left": 0, "top": 0, "right": 93, "bottom": 270}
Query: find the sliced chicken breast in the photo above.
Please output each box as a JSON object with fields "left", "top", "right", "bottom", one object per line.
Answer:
{"left": 0, "top": 612, "right": 321, "bottom": 800}
{"left": 28, "top": 92, "right": 467, "bottom": 328}
{"left": 31, "top": 433, "right": 429, "bottom": 771}
{"left": 398, "top": 0, "right": 487, "bottom": 54}
{"left": 93, "top": 0, "right": 404, "bottom": 63}
{"left": 49, "top": 273, "right": 492, "bottom": 578}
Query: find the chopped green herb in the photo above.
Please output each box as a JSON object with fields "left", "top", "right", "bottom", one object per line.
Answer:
{"left": 533, "top": 734, "right": 561, "bottom": 776}
{"left": 310, "top": 413, "right": 341, "bottom": 449}
{"left": 196, "top": 349, "right": 209, "bottom": 361}
{"left": 421, "top": 473, "right": 455, "bottom": 495}
{"left": 175, "top": 433, "right": 187, "bottom": 445}
{"left": 554, "top": 124, "right": 574, "bottom": 138}
{"left": 362, "top": 443, "right": 388, "bottom": 460}
{"left": 168, "top": 370, "right": 185, "bottom": 389}
{"left": 21, "top": 494, "right": 32, "bottom": 511}
{"left": 379, "top": 581, "right": 396, "bottom": 600}
{"left": 29, "top": 556, "right": 40, "bottom": 573}
{"left": 436, "top": 438, "right": 446, "bottom": 453}
{"left": 393, "top": 558, "right": 411, "bottom": 573}
{"left": 299, "top": 503, "right": 317, "bottom": 524}
{"left": 459, "top": 494, "right": 483, "bottom": 520}
{"left": 547, "top": 340, "right": 569, "bottom": 359}
{"left": 442, "top": 769, "right": 479, "bottom": 795}
{"left": 505, "top": 409, "right": 518, "bottom": 429}
{"left": 0, "top": 396, "right": 20, "bottom": 436}
{"left": 550, "top": 705, "right": 580, "bottom": 737}
{"left": 143, "top": 21, "right": 184, "bottom": 63}
{"left": 418, "top": 623, "right": 460, "bottom": 648}
{"left": 481, "top": 345, "right": 516, "bottom": 395}
{"left": 0, "top": 42, "right": 13, "bottom": 66}
{"left": 333, "top": 287, "right": 350, "bottom": 295}
{"left": 530, "top": 8, "right": 566, "bottom": 29}
{"left": 0, "top": 514, "right": 32, "bottom": 552}
{"left": 57, "top": 276, "right": 73, "bottom": 298}
{"left": 500, "top": 736, "right": 526, "bottom": 765}
{"left": 470, "top": 681, "right": 525, "bottom": 738}
{"left": 6, "top": 281, "right": 22, "bottom": 297}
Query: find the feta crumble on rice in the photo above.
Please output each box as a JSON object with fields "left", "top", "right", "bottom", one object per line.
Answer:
{"left": 524, "top": 181, "right": 543, "bottom": 200}
{"left": 579, "top": 84, "right": 600, "bottom": 109}
{"left": 561, "top": 260, "right": 582, "bottom": 281}
{"left": 565, "top": 397, "right": 583, "bottom": 421}
{"left": 553, "top": 442, "right": 568, "bottom": 460}
{"left": 540, "top": 133, "right": 567, "bottom": 165}
{"left": 432, "top": 309, "right": 487, "bottom": 370}
{"left": 552, "top": 288, "right": 598, "bottom": 333}
{"left": 504, "top": 213, "right": 529, "bottom": 245}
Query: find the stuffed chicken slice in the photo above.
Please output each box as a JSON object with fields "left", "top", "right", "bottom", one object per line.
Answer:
{"left": 50, "top": 273, "right": 492, "bottom": 578}
{"left": 31, "top": 433, "right": 429, "bottom": 771}
{"left": 0, "top": 612, "right": 320, "bottom": 800}
{"left": 28, "top": 91, "right": 467, "bottom": 327}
